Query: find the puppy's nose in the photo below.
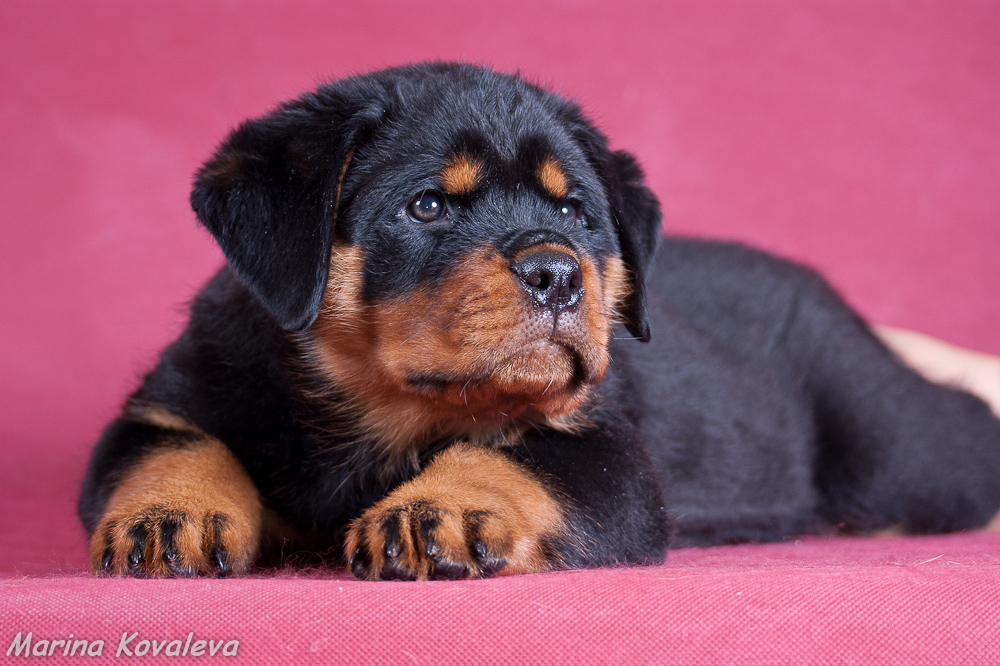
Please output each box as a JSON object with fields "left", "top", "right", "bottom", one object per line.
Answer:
{"left": 513, "top": 249, "right": 584, "bottom": 310}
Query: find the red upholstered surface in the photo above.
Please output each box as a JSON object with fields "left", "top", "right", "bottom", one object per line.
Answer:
{"left": 2, "top": 1, "right": 999, "bottom": 663}
{"left": 2, "top": 535, "right": 1000, "bottom": 665}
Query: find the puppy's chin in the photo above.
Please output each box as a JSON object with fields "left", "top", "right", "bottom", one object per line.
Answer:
{"left": 480, "top": 340, "right": 595, "bottom": 420}
{"left": 491, "top": 340, "right": 580, "bottom": 393}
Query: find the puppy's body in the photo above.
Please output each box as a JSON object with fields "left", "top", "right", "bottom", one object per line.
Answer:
{"left": 79, "top": 63, "right": 1000, "bottom": 579}
{"left": 637, "top": 240, "right": 1000, "bottom": 544}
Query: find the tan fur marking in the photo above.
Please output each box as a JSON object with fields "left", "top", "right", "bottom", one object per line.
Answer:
{"left": 511, "top": 243, "right": 579, "bottom": 263}
{"left": 333, "top": 147, "right": 355, "bottom": 217}
{"left": 306, "top": 243, "right": 619, "bottom": 462}
{"left": 89, "top": 432, "right": 262, "bottom": 576}
{"left": 345, "top": 443, "right": 568, "bottom": 580}
{"left": 537, "top": 158, "right": 569, "bottom": 199}
{"left": 602, "top": 255, "right": 631, "bottom": 322}
{"left": 125, "top": 402, "right": 199, "bottom": 433}
{"left": 440, "top": 154, "right": 484, "bottom": 195}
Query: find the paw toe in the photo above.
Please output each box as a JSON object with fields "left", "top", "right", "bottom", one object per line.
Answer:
{"left": 380, "top": 560, "right": 417, "bottom": 581}
{"left": 125, "top": 523, "right": 147, "bottom": 575}
{"left": 428, "top": 558, "right": 468, "bottom": 580}
{"left": 348, "top": 502, "right": 511, "bottom": 581}
{"left": 91, "top": 507, "right": 254, "bottom": 577}
{"left": 472, "top": 540, "right": 507, "bottom": 577}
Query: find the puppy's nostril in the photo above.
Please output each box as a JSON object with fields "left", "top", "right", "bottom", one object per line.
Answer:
{"left": 527, "top": 273, "right": 551, "bottom": 290}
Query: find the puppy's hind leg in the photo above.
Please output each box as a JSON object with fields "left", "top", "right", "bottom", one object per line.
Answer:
{"left": 787, "top": 273, "right": 1000, "bottom": 535}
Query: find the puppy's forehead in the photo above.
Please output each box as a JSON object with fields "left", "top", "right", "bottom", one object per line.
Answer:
{"left": 398, "top": 76, "right": 569, "bottom": 153}
{"left": 365, "top": 79, "right": 587, "bottom": 189}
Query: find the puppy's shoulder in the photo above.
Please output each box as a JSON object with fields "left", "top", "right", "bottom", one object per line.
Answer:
{"left": 135, "top": 268, "right": 302, "bottom": 452}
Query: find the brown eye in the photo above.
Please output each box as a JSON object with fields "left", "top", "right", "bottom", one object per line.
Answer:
{"left": 407, "top": 190, "right": 446, "bottom": 223}
{"left": 558, "top": 201, "right": 579, "bottom": 225}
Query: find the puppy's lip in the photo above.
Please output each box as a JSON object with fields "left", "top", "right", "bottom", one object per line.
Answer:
{"left": 403, "top": 338, "right": 587, "bottom": 395}
{"left": 517, "top": 338, "right": 574, "bottom": 359}
{"left": 523, "top": 338, "right": 599, "bottom": 385}
{"left": 403, "top": 371, "right": 460, "bottom": 394}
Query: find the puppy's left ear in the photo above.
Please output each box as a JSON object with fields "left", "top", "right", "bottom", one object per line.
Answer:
{"left": 190, "top": 101, "right": 360, "bottom": 331}
{"left": 604, "top": 150, "right": 662, "bottom": 342}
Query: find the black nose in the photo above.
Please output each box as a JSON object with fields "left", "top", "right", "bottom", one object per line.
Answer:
{"left": 513, "top": 249, "right": 584, "bottom": 310}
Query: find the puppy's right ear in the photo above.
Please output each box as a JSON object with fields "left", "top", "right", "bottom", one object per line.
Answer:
{"left": 191, "top": 96, "right": 365, "bottom": 331}
{"left": 603, "top": 150, "right": 662, "bottom": 343}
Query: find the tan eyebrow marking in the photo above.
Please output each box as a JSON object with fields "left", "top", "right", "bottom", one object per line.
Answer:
{"left": 537, "top": 158, "right": 569, "bottom": 199}
{"left": 333, "top": 146, "right": 356, "bottom": 220}
{"left": 440, "top": 154, "right": 484, "bottom": 195}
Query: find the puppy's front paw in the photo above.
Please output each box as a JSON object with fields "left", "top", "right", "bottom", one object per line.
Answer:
{"left": 346, "top": 500, "right": 514, "bottom": 580}
{"left": 92, "top": 504, "right": 258, "bottom": 578}
{"left": 89, "top": 441, "right": 262, "bottom": 577}
{"left": 345, "top": 444, "right": 568, "bottom": 580}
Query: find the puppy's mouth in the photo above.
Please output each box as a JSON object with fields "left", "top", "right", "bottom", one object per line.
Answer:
{"left": 405, "top": 338, "right": 589, "bottom": 397}
{"left": 401, "top": 339, "right": 588, "bottom": 423}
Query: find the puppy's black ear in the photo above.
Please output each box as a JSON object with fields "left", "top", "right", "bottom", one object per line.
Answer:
{"left": 190, "top": 100, "right": 357, "bottom": 331}
{"left": 604, "top": 150, "right": 662, "bottom": 342}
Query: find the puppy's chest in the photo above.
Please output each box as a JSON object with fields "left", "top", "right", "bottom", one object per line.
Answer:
{"left": 274, "top": 423, "right": 516, "bottom": 535}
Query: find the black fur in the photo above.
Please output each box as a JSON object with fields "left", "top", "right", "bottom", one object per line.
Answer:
{"left": 80, "top": 63, "right": 1000, "bottom": 575}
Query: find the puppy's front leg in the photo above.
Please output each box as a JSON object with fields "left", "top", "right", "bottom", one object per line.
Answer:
{"left": 346, "top": 444, "right": 569, "bottom": 581}
{"left": 82, "top": 405, "right": 263, "bottom": 577}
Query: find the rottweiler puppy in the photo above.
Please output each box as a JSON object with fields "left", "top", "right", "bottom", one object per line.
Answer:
{"left": 79, "top": 63, "right": 1000, "bottom": 580}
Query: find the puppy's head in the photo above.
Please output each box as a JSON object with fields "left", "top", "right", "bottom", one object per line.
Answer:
{"left": 192, "top": 63, "right": 661, "bottom": 447}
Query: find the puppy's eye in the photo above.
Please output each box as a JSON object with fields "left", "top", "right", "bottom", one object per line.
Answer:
{"left": 407, "top": 190, "right": 447, "bottom": 223}
{"left": 558, "top": 201, "right": 580, "bottom": 225}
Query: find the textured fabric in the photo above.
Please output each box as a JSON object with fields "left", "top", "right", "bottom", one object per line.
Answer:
{"left": 3, "top": 536, "right": 1000, "bottom": 664}
{"left": 2, "top": 1, "right": 1000, "bottom": 663}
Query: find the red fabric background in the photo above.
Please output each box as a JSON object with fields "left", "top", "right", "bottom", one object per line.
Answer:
{"left": 2, "top": 1, "right": 999, "bottom": 663}
{"left": 3, "top": 536, "right": 1000, "bottom": 664}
